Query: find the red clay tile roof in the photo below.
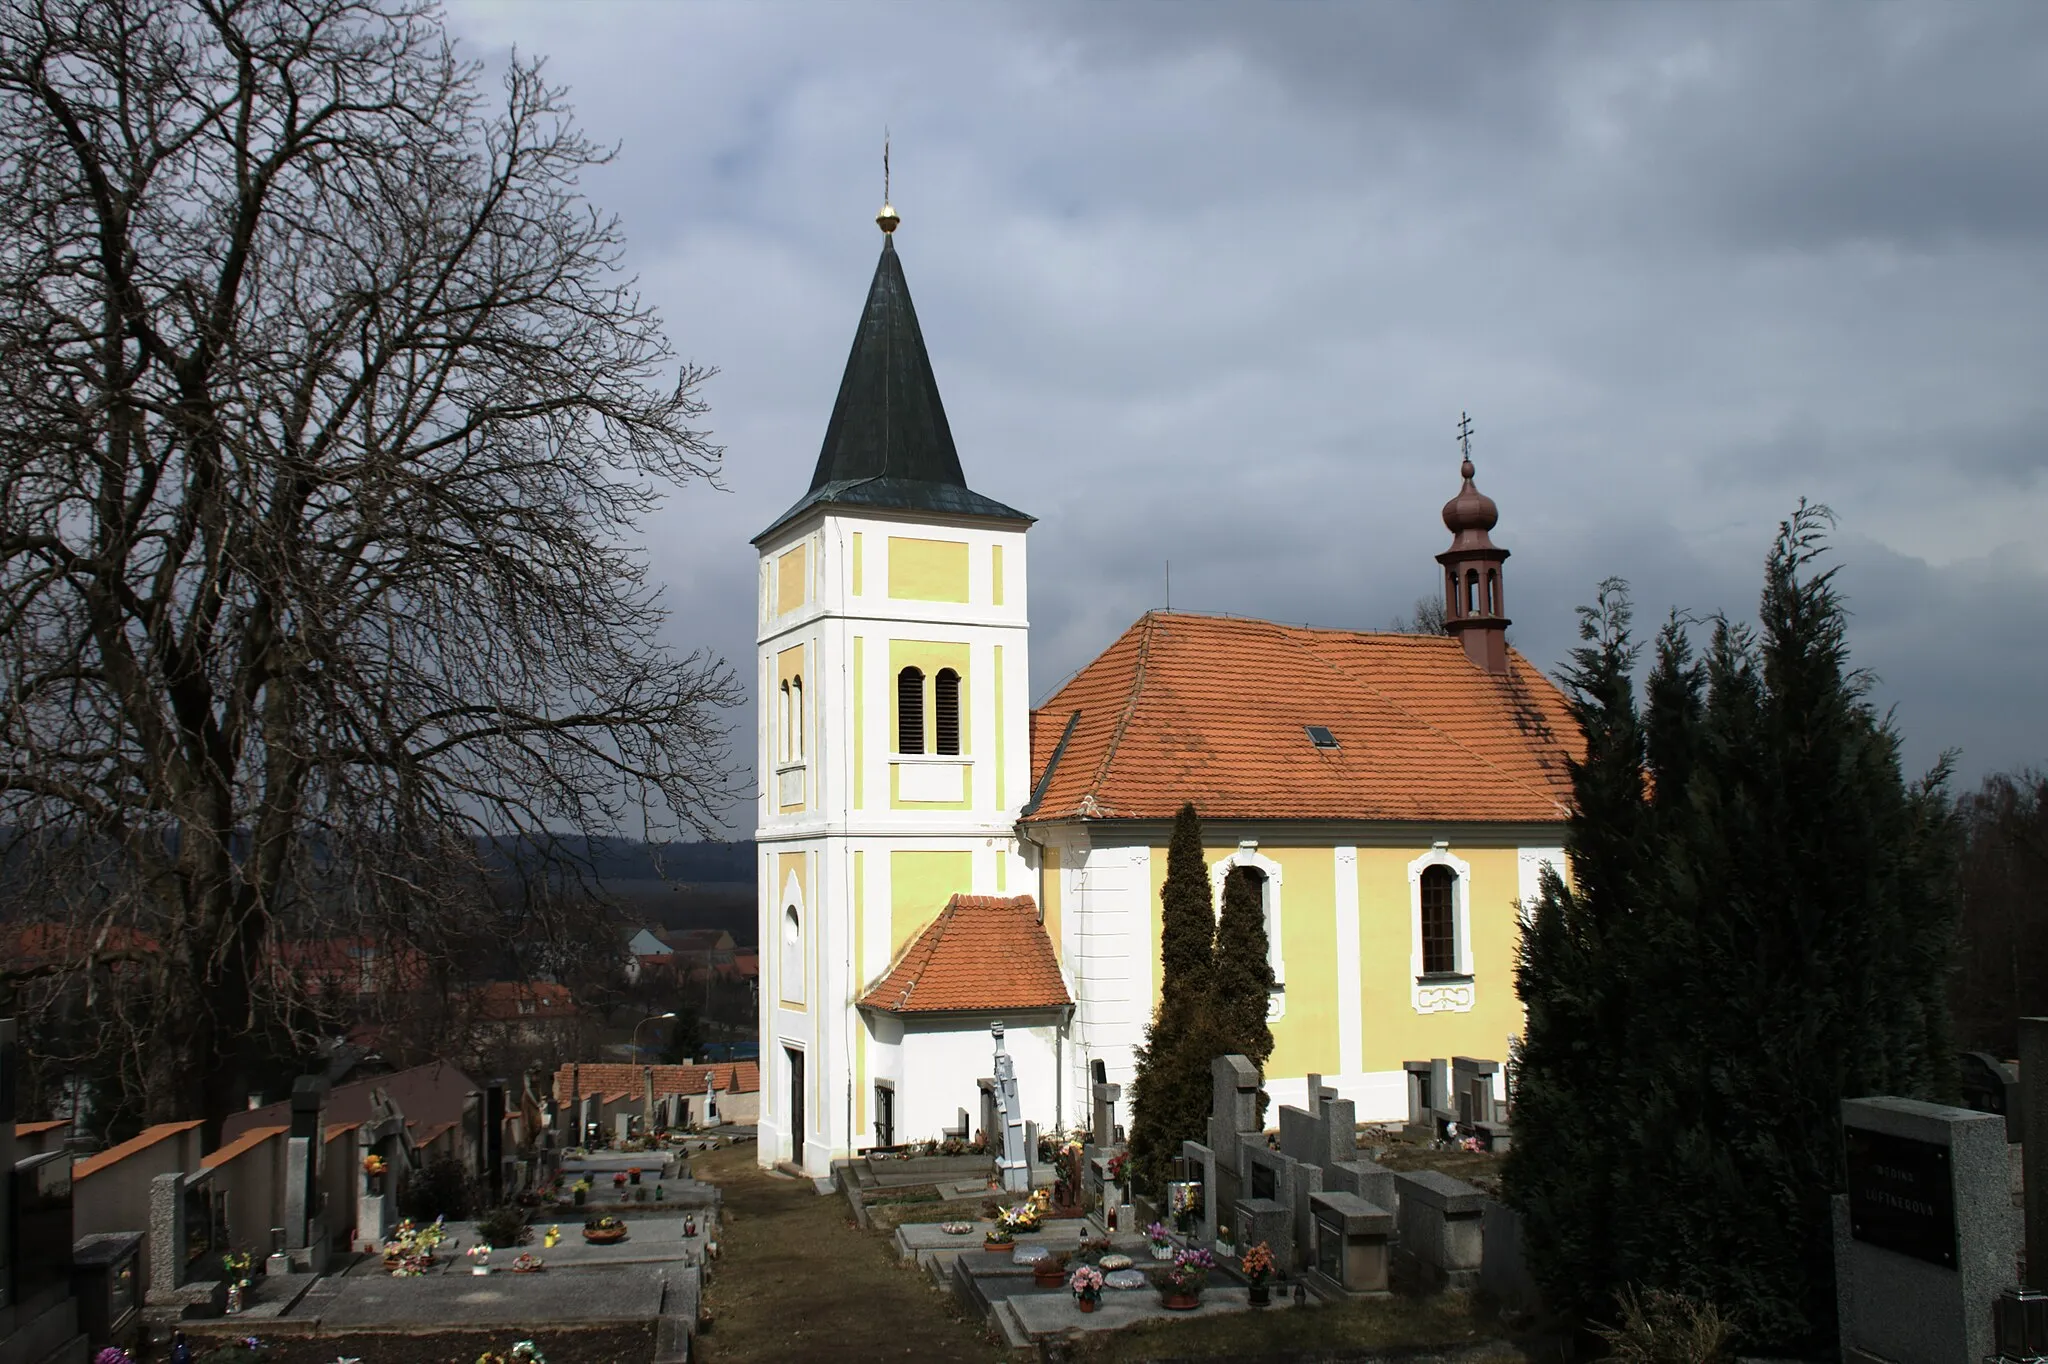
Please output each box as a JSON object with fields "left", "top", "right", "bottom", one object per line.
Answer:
{"left": 550, "top": 1062, "right": 760, "bottom": 1105}
{"left": 1026, "top": 612, "right": 1578, "bottom": 824}
{"left": 463, "top": 980, "right": 578, "bottom": 1021}
{"left": 859, "top": 895, "right": 1071, "bottom": 1015}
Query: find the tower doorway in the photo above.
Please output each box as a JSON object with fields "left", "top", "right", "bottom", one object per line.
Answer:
{"left": 786, "top": 1045, "right": 806, "bottom": 1166}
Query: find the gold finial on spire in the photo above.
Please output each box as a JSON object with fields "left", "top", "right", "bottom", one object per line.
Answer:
{"left": 876, "top": 130, "right": 899, "bottom": 234}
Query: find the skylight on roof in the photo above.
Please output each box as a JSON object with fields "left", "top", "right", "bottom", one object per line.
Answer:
{"left": 1305, "top": 725, "right": 1340, "bottom": 749}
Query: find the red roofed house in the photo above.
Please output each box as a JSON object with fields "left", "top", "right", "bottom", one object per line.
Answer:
{"left": 751, "top": 209, "right": 1574, "bottom": 1173}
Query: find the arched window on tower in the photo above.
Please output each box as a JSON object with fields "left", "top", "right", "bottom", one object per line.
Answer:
{"left": 1488, "top": 569, "right": 1502, "bottom": 617}
{"left": 777, "top": 681, "right": 791, "bottom": 763}
{"left": 1465, "top": 569, "right": 1481, "bottom": 615}
{"left": 791, "top": 676, "right": 804, "bottom": 762}
{"left": 1446, "top": 568, "right": 1459, "bottom": 619}
{"left": 1420, "top": 865, "right": 1457, "bottom": 976}
{"left": 897, "top": 667, "right": 925, "bottom": 755}
{"left": 934, "top": 669, "right": 961, "bottom": 756}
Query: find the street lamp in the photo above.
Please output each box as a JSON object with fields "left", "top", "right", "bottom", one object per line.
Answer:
{"left": 633, "top": 1011, "right": 677, "bottom": 1061}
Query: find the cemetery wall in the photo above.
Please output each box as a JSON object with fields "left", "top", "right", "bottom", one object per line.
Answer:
{"left": 71, "top": 1120, "right": 203, "bottom": 1291}
{"left": 13, "top": 1119, "right": 70, "bottom": 1155}
{"left": 200, "top": 1125, "right": 287, "bottom": 1256}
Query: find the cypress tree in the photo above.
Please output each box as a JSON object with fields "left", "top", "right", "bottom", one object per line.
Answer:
{"left": 1212, "top": 865, "right": 1275, "bottom": 1119}
{"left": 1506, "top": 508, "right": 1962, "bottom": 1355}
{"left": 1127, "top": 802, "right": 1217, "bottom": 1193}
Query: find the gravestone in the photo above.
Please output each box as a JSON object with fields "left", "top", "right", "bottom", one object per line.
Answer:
{"left": 1180, "top": 1141, "right": 1218, "bottom": 1246}
{"left": 1090, "top": 1081, "right": 1121, "bottom": 1147}
{"left": 1205, "top": 1054, "right": 1262, "bottom": 1243}
{"left": 1233, "top": 1198, "right": 1291, "bottom": 1276}
{"left": 1403, "top": 1059, "right": 1449, "bottom": 1142}
{"left": 1956, "top": 1050, "right": 2020, "bottom": 1143}
{"left": 1451, "top": 1057, "right": 1502, "bottom": 1127}
{"left": 990, "top": 1023, "right": 1029, "bottom": 1193}
{"left": 1237, "top": 1139, "right": 1317, "bottom": 1271}
{"left": 284, "top": 1076, "right": 329, "bottom": 1269}
{"left": 1392, "top": 1169, "right": 1486, "bottom": 1290}
{"left": 1833, "top": 1096, "right": 2015, "bottom": 1364}
{"left": 146, "top": 1170, "right": 226, "bottom": 1315}
{"left": 1306, "top": 1190, "right": 1392, "bottom": 1296}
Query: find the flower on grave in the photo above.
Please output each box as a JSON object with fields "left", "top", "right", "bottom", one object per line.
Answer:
{"left": 362, "top": 1154, "right": 387, "bottom": 1176}
{"left": 1144, "top": 1221, "right": 1170, "bottom": 1247}
{"left": 543, "top": 1226, "right": 560, "bottom": 1248}
{"left": 1459, "top": 1135, "right": 1484, "bottom": 1153}
{"left": 510, "top": 1253, "right": 545, "bottom": 1272}
{"left": 94, "top": 1348, "right": 135, "bottom": 1364}
{"left": 1164, "top": 1246, "right": 1216, "bottom": 1296}
{"left": 466, "top": 1245, "right": 491, "bottom": 1264}
{"left": 510, "top": 1344, "right": 547, "bottom": 1364}
{"left": 612, "top": 1172, "right": 627, "bottom": 1187}
{"left": 1068, "top": 1264, "right": 1105, "bottom": 1304}
{"left": 985, "top": 1223, "right": 1014, "bottom": 1244}
{"left": 1105, "top": 1150, "right": 1129, "bottom": 1184}
{"left": 1239, "top": 1241, "right": 1276, "bottom": 1285}
{"left": 221, "top": 1250, "right": 254, "bottom": 1286}
{"left": 997, "top": 1202, "right": 1041, "bottom": 1232}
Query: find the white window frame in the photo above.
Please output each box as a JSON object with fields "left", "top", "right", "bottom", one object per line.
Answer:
{"left": 1409, "top": 842, "right": 1475, "bottom": 1015}
{"left": 1211, "top": 840, "right": 1285, "bottom": 1020}
{"left": 791, "top": 675, "right": 804, "bottom": 763}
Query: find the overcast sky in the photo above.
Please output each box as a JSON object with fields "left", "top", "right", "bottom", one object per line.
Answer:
{"left": 448, "top": 2, "right": 2048, "bottom": 833}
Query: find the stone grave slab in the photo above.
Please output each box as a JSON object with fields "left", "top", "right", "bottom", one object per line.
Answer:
{"left": 315, "top": 1264, "right": 667, "bottom": 1329}
{"left": 892, "top": 1220, "right": 994, "bottom": 1267}
{"left": 1393, "top": 1169, "right": 1486, "bottom": 1290}
{"left": 1004, "top": 1283, "right": 1292, "bottom": 1342}
{"left": 438, "top": 1214, "right": 710, "bottom": 1272}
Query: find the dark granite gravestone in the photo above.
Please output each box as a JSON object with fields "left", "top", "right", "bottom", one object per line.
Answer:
{"left": 72, "top": 1231, "right": 143, "bottom": 1353}
{"left": 1956, "top": 1051, "right": 2020, "bottom": 1143}
{"left": 285, "top": 1075, "right": 328, "bottom": 1264}
{"left": 11, "top": 1152, "right": 75, "bottom": 1317}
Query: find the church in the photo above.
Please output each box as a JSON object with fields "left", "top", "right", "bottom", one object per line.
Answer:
{"left": 752, "top": 202, "right": 1578, "bottom": 1175}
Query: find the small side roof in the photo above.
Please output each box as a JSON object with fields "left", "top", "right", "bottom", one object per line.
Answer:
{"left": 860, "top": 895, "right": 1070, "bottom": 1015}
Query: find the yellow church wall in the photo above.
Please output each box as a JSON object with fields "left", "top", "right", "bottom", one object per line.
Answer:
{"left": 854, "top": 849, "right": 866, "bottom": 1123}
{"left": 776, "top": 542, "right": 809, "bottom": 616}
{"left": 851, "top": 636, "right": 864, "bottom": 809}
{"left": 991, "top": 544, "right": 1005, "bottom": 606}
{"left": 851, "top": 532, "right": 863, "bottom": 596}
{"left": 1265, "top": 846, "right": 1339, "bottom": 1079}
{"left": 775, "top": 645, "right": 806, "bottom": 812}
{"left": 1354, "top": 844, "right": 1525, "bottom": 1072}
{"left": 890, "top": 849, "right": 973, "bottom": 957}
{"left": 1039, "top": 845, "right": 1062, "bottom": 956}
{"left": 993, "top": 645, "right": 1005, "bottom": 806}
{"left": 887, "top": 536, "right": 970, "bottom": 603}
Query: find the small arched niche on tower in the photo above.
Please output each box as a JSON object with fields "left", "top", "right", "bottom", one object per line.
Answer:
{"left": 1435, "top": 413, "right": 1513, "bottom": 674}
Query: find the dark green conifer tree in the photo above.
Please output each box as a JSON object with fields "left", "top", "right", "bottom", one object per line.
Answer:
{"left": 1506, "top": 507, "right": 1961, "bottom": 1355}
{"left": 1212, "top": 865, "right": 1275, "bottom": 1119}
{"left": 1127, "top": 802, "right": 1217, "bottom": 1192}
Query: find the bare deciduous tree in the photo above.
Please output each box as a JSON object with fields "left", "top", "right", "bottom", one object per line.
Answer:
{"left": 0, "top": 0, "right": 739, "bottom": 1139}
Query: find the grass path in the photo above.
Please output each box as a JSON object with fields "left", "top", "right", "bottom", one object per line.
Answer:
{"left": 690, "top": 1143, "right": 1011, "bottom": 1363}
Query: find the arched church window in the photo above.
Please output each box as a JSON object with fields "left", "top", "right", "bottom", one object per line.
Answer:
{"left": 792, "top": 676, "right": 804, "bottom": 762}
{"left": 777, "top": 681, "right": 790, "bottom": 763}
{"left": 1446, "top": 568, "right": 1459, "bottom": 618}
{"left": 1486, "top": 569, "right": 1499, "bottom": 616}
{"left": 1465, "top": 569, "right": 1481, "bottom": 616}
{"left": 934, "top": 669, "right": 961, "bottom": 755}
{"left": 897, "top": 667, "right": 925, "bottom": 755}
{"left": 1420, "top": 865, "right": 1457, "bottom": 976}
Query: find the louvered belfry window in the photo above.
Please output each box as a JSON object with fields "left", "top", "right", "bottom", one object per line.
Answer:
{"left": 934, "top": 668, "right": 961, "bottom": 756}
{"left": 1420, "top": 865, "right": 1457, "bottom": 975}
{"left": 897, "top": 667, "right": 925, "bottom": 754}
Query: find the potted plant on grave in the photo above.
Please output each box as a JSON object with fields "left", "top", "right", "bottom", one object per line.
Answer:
{"left": 983, "top": 1221, "right": 1014, "bottom": 1253}
{"left": 628, "top": 1166, "right": 642, "bottom": 1186}
{"left": 582, "top": 1215, "right": 628, "bottom": 1245}
{"left": 572, "top": 1178, "right": 590, "bottom": 1207}
{"left": 466, "top": 1245, "right": 494, "bottom": 1276}
{"left": 1215, "top": 1223, "right": 1236, "bottom": 1258}
{"left": 1069, "top": 1264, "right": 1105, "bottom": 1314}
{"left": 1105, "top": 1150, "right": 1130, "bottom": 1209}
{"left": 1033, "top": 1250, "right": 1070, "bottom": 1288}
{"left": 1154, "top": 1246, "right": 1215, "bottom": 1311}
{"left": 1145, "top": 1221, "right": 1173, "bottom": 1261}
{"left": 220, "top": 1251, "right": 253, "bottom": 1313}
{"left": 612, "top": 1172, "right": 627, "bottom": 1193}
{"left": 1240, "top": 1241, "right": 1276, "bottom": 1307}
{"left": 1170, "top": 1182, "right": 1201, "bottom": 1236}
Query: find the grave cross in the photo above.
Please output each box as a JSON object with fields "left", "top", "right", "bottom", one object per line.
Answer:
{"left": 991, "top": 1022, "right": 1030, "bottom": 1193}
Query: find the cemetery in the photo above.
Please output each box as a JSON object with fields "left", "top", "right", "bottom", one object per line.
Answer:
{"left": 0, "top": 1017, "right": 746, "bottom": 1364}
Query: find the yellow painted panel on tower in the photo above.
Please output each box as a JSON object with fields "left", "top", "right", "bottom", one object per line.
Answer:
{"left": 776, "top": 542, "right": 809, "bottom": 616}
{"left": 887, "top": 536, "right": 970, "bottom": 602}
{"left": 775, "top": 645, "right": 806, "bottom": 811}
{"left": 851, "top": 532, "right": 864, "bottom": 596}
{"left": 993, "top": 644, "right": 1005, "bottom": 806}
{"left": 890, "top": 849, "right": 973, "bottom": 956}
{"left": 775, "top": 851, "right": 808, "bottom": 1010}
{"left": 991, "top": 544, "right": 1005, "bottom": 606}
{"left": 852, "top": 636, "right": 865, "bottom": 810}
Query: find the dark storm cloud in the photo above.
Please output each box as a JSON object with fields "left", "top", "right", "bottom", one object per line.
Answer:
{"left": 448, "top": 1, "right": 2048, "bottom": 822}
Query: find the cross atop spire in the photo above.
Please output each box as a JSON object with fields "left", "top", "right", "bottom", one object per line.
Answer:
{"left": 877, "top": 131, "right": 899, "bottom": 235}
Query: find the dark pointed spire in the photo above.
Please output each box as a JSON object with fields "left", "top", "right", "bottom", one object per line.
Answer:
{"left": 755, "top": 226, "right": 1030, "bottom": 543}
{"left": 808, "top": 236, "right": 964, "bottom": 491}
